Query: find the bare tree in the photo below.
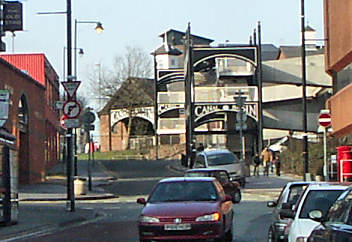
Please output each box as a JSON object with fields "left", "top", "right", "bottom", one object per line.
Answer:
{"left": 87, "top": 46, "right": 154, "bottom": 150}
{"left": 87, "top": 46, "right": 152, "bottom": 99}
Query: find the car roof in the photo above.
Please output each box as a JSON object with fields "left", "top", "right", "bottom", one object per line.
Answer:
{"left": 199, "top": 149, "right": 233, "bottom": 156}
{"left": 185, "top": 168, "right": 228, "bottom": 173}
{"left": 304, "top": 183, "right": 349, "bottom": 191}
{"left": 159, "top": 177, "right": 215, "bottom": 183}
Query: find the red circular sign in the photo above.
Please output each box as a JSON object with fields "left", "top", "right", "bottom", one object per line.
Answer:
{"left": 60, "top": 115, "right": 68, "bottom": 129}
{"left": 318, "top": 113, "right": 331, "bottom": 127}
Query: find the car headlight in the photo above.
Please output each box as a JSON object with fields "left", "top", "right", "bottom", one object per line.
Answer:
{"left": 296, "top": 237, "right": 307, "bottom": 242}
{"left": 196, "top": 212, "right": 221, "bottom": 222}
{"left": 139, "top": 216, "right": 160, "bottom": 223}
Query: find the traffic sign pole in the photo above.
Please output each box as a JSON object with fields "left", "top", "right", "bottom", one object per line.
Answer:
{"left": 318, "top": 110, "right": 331, "bottom": 181}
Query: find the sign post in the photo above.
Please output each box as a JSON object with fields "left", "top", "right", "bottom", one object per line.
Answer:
{"left": 318, "top": 110, "right": 331, "bottom": 181}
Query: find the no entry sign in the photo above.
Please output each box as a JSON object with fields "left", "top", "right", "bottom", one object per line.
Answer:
{"left": 318, "top": 113, "right": 331, "bottom": 127}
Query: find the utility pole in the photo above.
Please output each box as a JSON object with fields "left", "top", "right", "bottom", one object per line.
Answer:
{"left": 301, "top": 0, "right": 309, "bottom": 180}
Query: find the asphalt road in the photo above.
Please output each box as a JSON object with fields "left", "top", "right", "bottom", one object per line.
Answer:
{"left": 20, "top": 159, "right": 298, "bottom": 242}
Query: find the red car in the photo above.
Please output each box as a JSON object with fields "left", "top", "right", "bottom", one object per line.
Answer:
{"left": 137, "top": 177, "right": 234, "bottom": 241}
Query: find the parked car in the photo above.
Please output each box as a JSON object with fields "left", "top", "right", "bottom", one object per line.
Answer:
{"left": 280, "top": 183, "right": 348, "bottom": 242}
{"left": 185, "top": 168, "right": 241, "bottom": 203}
{"left": 194, "top": 149, "right": 246, "bottom": 187}
{"left": 137, "top": 177, "right": 234, "bottom": 241}
{"left": 307, "top": 186, "right": 352, "bottom": 241}
{"left": 267, "top": 181, "right": 314, "bottom": 242}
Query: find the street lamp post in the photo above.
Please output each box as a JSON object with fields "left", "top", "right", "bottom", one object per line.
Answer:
{"left": 301, "top": 0, "right": 309, "bottom": 181}
{"left": 74, "top": 19, "right": 103, "bottom": 80}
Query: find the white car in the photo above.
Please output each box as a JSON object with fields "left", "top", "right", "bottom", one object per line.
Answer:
{"left": 281, "top": 183, "right": 348, "bottom": 242}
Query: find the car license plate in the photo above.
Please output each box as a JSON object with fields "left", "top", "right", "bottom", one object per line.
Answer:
{"left": 164, "top": 223, "right": 191, "bottom": 231}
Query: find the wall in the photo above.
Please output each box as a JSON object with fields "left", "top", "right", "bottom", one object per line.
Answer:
{"left": 324, "top": 0, "right": 352, "bottom": 72}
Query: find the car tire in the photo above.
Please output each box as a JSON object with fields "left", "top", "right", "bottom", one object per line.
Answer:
{"left": 232, "top": 190, "right": 241, "bottom": 203}
{"left": 268, "top": 227, "right": 277, "bottom": 242}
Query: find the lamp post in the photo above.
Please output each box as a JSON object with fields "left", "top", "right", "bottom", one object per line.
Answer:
{"left": 300, "top": 0, "right": 309, "bottom": 180}
{"left": 74, "top": 19, "right": 103, "bottom": 80}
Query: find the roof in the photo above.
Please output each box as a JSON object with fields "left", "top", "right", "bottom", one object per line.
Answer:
{"left": 305, "top": 183, "right": 349, "bottom": 190}
{"left": 185, "top": 168, "right": 228, "bottom": 173}
{"left": 305, "top": 25, "right": 316, "bottom": 32}
{"left": 261, "top": 44, "right": 280, "bottom": 61}
{"left": 98, "top": 77, "right": 154, "bottom": 115}
{"left": 278, "top": 46, "right": 324, "bottom": 59}
{"left": 158, "top": 29, "right": 214, "bottom": 46}
{"left": 0, "top": 53, "right": 58, "bottom": 86}
{"left": 200, "top": 149, "right": 233, "bottom": 156}
{"left": 159, "top": 177, "right": 215, "bottom": 183}
{"left": 153, "top": 44, "right": 183, "bottom": 55}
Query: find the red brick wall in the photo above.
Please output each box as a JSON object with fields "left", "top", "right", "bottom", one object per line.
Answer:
{"left": 100, "top": 114, "right": 129, "bottom": 152}
{"left": 0, "top": 59, "right": 46, "bottom": 184}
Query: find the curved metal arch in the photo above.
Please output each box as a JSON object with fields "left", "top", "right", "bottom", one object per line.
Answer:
{"left": 112, "top": 114, "right": 154, "bottom": 126}
{"left": 193, "top": 53, "right": 257, "bottom": 69}
{"left": 158, "top": 76, "right": 184, "bottom": 86}
{"left": 159, "top": 107, "right": 183, "bottom": 117}
{"left": 194, "top": 109, "right": 257, "bottom": 123}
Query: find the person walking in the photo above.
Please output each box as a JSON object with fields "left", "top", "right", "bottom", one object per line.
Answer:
{"left": 252, "top": 153, "right": 261, "bottom": 176}
{"left": 261, "top": 146, "right": 273, "bottom": 176}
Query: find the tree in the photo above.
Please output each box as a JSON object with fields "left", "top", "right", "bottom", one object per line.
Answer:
{"left": 87, "top": 46, "right": 154, "bottom": 150}
{"left": 87, "top": 46, "right": 152, "bottom": 99}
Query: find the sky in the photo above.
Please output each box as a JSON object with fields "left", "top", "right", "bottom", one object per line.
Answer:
{"left": 1, "top": 0, "right": 324, "bottom": 138}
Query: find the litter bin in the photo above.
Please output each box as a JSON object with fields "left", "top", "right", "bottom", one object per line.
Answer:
{"left": 74, "top": 178, "right": 86, "bottom": 195}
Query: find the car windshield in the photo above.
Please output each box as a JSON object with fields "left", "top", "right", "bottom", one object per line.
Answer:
{"left": 207, "top": 152, "right": 238, "bottom": 166}
{"left": 299, "top": 190, "right": 345, "bottom": 218}
{"left": 148, "top": 181, "right": 218, "bottom": 203}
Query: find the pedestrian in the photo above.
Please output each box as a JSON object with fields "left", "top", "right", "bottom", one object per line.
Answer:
{"left": 197, "top": 143, "right": 205, "bottom": 152}
{"left": 274, "top": 155, "right": 281, "bottom": 176}
{"left": 261, "top": 146, "right": 273, "bottom": 176}
{"left": 252, "top": 153, "right": 261, "bottom": 176}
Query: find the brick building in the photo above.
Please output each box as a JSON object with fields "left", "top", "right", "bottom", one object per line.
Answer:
{"left": 323, "top": 0, "right": 352, "bottom": 138}
{"left": 0, "top": 54, "right": 60, "bottom": 183}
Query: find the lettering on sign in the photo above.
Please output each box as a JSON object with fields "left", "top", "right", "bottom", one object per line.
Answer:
{"left": 194, "top": 103, "right": 258, "bottom": 121}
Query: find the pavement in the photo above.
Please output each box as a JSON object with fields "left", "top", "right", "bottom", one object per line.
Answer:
{"left": 0, "top": 160, "right": 118, "bottom": 241}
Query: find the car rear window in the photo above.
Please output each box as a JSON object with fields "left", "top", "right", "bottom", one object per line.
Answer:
{"left": 207, "top": 153, "right": 238, "bottom": 166}
{"left": 148, "top": 181, "right": 218, "bottom": 203}
{"left": 299, "top": 190, "right": 345, "bottom": 218}
{"left": 287, "top": 184, "right": 308, "bottom": 206}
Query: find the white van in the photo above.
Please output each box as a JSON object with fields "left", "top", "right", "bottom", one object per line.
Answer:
{"left": 194, "top": 149, "right": 246, "bottom": 187}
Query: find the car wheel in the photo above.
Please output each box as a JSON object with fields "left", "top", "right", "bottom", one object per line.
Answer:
{"left": 232, "top": 190, "right": 241, "bottom": 203}
{"left": 268, "top": 227, "right": 277, "bottom": 242}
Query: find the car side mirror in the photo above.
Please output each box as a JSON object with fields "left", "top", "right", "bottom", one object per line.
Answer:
{"left": 267, "top": 201, "right": 277, "bottom": 208}
{"left": 279, "top": 208, "right": 295, "bottom": 219}
{"left": 137, "top": 198, "right": 147, "bottom": 205}
{"left": 308, "top": 209, "right": 324, "bottom": 223}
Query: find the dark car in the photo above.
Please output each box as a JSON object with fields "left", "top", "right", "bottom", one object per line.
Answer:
{"left": 266, "top": 181, "right": 313, "bottom": 242}
{"left": 137, "top": 177, "right": 234, "bottom": 241}
{"left": 194, "top": 149, "right": 246, "bottom": 187}
{"left": 185, "top": 168, "right": 241, "bottom": 203}
{"left": 307, "top": 186, "right": 352, "bottom": 242}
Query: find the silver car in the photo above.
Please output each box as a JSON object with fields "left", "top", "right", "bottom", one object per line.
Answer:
{"left": 194, "top": 149, "right": 246, "bottom": 187}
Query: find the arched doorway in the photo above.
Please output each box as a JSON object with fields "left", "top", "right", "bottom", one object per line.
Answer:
{"left": 18, "top": 95, "right": 29, "bottom": 184}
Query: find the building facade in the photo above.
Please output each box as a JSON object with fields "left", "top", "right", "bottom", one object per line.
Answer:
{"left": 0, "top": 54, "right": 60, "bottom": 183}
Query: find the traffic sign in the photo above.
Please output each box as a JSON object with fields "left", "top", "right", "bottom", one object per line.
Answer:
{"left": 318, "top": 113, "right": 331, "bottom": 127}
{"left": 235, "top": 123, "right": 247, "bottom": 131}
{"left": 64, "top": 118, "right": 81, "bottom": 128}
{"left": 236, "top": 112, "right": 247, "bottom": 122}
{"left": 61, "top": 81, "right": 81, "bottom": 99}
{"left": 60, "top": 115, "right": 68, "bottom": 129}
{"left": 63, "top": 100, "right": 81, "bottom": 118}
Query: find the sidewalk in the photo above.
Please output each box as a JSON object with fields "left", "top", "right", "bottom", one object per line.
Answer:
{"left": 0, "top": 160, "right": 117, "bottom": 241}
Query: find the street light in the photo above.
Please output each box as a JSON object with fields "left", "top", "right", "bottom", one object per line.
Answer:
{"left": 74, "top": 19, "right": 104, "bottom": 80}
